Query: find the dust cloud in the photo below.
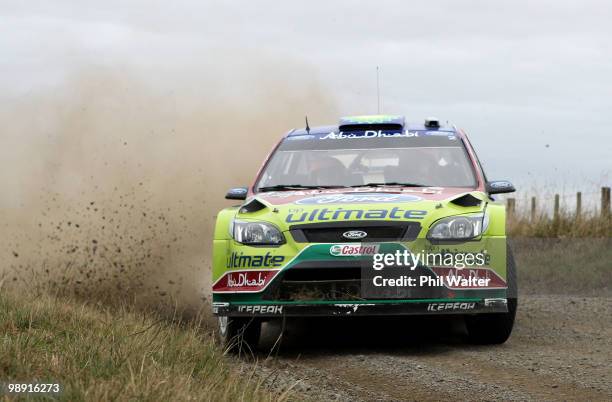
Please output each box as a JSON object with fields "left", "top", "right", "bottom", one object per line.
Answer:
{"left": 0, "top": 54, "right": 337, "bottom": 313}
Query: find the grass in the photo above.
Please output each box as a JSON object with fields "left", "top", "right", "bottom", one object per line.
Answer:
{"left": 0, "top": 291, "right": 291, "bottom": 402}
{"left": 507, "top": 210, "right": 611, "bottom": 238}
{"left": 505, "top": 205, "right": 611, "bottom": 295}
{"left": 512, "top": 238, "right": 612, "bottom": 296}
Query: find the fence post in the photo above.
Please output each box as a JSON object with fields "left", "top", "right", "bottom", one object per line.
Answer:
{"left": 554, "top": 194, "right": 560, "bottom": 221}
{"left": 602, "top": 187, "right": 611, "bottom": 218}
{"left": 530, "top": 196, "right": 536, "bottom": 222}
{"left": 576, "top": 192, "right": 582, "bottom": 218}
{"left": 507, "top": 198, "right": 515, "bottom": 219}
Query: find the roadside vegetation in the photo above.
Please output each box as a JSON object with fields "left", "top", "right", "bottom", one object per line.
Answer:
{"left": 0, "top": 290, "right": 291, "bottom": 402}
{"left": 507, "top": 211, "right": 611, "bottom": 237}
{"left": 512, "top": 237, "right": 611, "bottom": 295}
{"left": 506, "top": 199, "right": 611, "bottom": 295}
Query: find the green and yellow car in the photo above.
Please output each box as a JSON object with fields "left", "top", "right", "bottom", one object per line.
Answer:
{"left": 212, "top": 115, "right": 517, "bottom": 350}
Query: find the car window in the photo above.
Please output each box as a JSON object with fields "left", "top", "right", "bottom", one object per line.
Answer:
{"left": 256, "top": 132, "right": 477, "bottom": 189}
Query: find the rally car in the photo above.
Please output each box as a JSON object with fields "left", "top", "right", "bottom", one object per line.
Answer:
{"left": 212, "top": 115, "right": 517, "bottom": 351}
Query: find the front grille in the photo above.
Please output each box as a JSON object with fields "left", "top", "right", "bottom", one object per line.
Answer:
{"left": 263, "top": 262, "right": 362, "bottom": 301}
{"left": 289, "top": 220, "right": 421, "bottom": 243}
{"left": 283, "top": 266, "right": 361, "bottom": 282}
{"left": 261, "top": 261, "right": 453, "bottom": 301}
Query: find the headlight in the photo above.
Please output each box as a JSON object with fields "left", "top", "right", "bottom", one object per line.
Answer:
{"left": 231, "top": 220, "right": 285, "bottom": 245}
{"left": 427, "top": 213, "right": 488, "bottom": 241}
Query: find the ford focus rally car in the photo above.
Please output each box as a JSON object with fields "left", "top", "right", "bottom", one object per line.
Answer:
{"left": 212, "top": 115, "right": 517, "bottom": 350}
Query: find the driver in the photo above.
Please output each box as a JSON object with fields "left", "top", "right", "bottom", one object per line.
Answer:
{"left": 385, "top": 148, "right": 446, "bottom": 185}
{"left": 308, "top": 155, "right": 350, "bottom": 187}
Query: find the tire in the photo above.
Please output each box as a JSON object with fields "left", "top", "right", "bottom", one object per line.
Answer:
{"left": 216, "top": 316, "right": 261, "bottom": 355}
{"left": 465, "top": 245, "right": 518, "bottom": 345}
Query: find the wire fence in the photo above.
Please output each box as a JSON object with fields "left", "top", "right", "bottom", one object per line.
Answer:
{"left": 499, "top": 187, "right": 611, "bottom": 220}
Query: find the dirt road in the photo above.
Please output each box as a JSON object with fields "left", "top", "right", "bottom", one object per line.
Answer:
{"left": 255, "top": 295, "right": 611, "bottom": 401}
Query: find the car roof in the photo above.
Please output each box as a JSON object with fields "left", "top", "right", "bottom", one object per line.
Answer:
{"left": 285, "top": 115, "right": 460, "bottom": 137}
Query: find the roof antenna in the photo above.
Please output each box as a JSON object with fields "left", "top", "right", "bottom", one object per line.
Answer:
{"left": 376, "top": 66, "right": 381, "bottom": 114}
{"left": 305, "top": 115, "right": 310, "bottom": 133}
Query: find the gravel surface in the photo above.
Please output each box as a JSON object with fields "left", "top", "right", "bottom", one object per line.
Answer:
{"left": 250, "top": 295, "right": 611, "bottom": 401}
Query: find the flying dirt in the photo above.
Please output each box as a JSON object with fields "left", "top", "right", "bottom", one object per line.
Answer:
{"left": 0, "top": 59, "right": 337, "bottom": 314}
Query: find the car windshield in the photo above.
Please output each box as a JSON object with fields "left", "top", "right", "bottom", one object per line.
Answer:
{"left": 256, "top": 131, "right": 477, "bottom": 191}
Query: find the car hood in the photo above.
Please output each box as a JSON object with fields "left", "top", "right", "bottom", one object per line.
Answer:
{"left": 236, "top": 187, "right": 488, "bottom": 232}
{"left": 253, "top": 186, "right": 474, "bottom": 206}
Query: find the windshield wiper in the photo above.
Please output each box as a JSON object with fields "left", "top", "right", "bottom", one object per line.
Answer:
{"left": 350, "top": 182, "right": 427, "bottom": 188}
{"left": 257, "top": 184, "right": 345, "bottom": 192}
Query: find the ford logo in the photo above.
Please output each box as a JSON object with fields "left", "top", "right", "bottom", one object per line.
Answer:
{"left": 342, "top": 230, "right": 368, "bottom": 240}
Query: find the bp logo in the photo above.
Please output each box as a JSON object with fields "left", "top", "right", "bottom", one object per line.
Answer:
{"left": 295, "top": 193, "right": 421, "bottom": 205}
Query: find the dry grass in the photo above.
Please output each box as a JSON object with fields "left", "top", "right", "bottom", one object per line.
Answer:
{"left": 0, "top": 291, "right": 292, "bottom": 402}
{"left": 512, "top": 238, "right": 612, "bottom": 296}
{"left": 508, "top": 205, "right": 611, "bottom": 295}
{"left": 507, "top": 210, "right": 611, "bottom": 238}
{"left": 499, "top": 196, "right": 611, "bottom": 294}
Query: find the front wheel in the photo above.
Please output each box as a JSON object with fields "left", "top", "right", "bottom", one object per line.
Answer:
{"left": 465, "top": 298, "right": 517, "bottom": 344}
{"left": 465, "top": 245, "right": 518, "bottom": 344}
{"left": 216, "top": 316, "right": 261, "bottom": 354}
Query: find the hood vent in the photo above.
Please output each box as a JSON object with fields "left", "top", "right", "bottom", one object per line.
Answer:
{"left": 450, "top": 193, "right": 482, "bottom": 207}
{"left": 239, "top": 198, "right": 267, "bottom": 214}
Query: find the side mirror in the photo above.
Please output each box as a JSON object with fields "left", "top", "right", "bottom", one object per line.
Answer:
{"left": 225, "top": 187, "right": 248, "bottom": 200}
{"left": 486, "top": 180, "right": 516, "bottom": 195}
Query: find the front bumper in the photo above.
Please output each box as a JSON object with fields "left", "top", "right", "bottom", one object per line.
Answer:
{"left": 212, "top": 297, "right": 508, "bottom": 317}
